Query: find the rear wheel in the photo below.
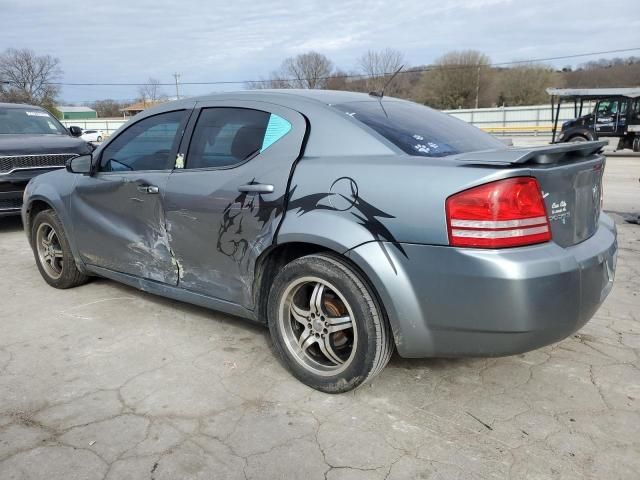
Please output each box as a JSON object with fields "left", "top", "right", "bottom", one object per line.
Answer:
{"left": 268, "top": 253, "right": 394, "bottom": 393}
{"left": 568, "top": 134, "right": 588, "bottom": 142}
{"left": 97, "top": 136, "right": 103, "bottom": 142}
{"left": 31, "top": 209, "right": 88, "bottom": 289}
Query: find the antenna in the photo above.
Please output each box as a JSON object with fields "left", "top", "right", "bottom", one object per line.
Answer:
{"left": 369, "top": 65, "right": 404, "bottom": 99}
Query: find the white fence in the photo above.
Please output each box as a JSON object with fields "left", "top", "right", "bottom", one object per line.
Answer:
{"left": 444, "top": 102, "right": 593, "bottom": 135}
{"left": 61, "top": 102, "right": 589, "bottom": 138}
{"left": 60, "top": 118, "right": 128, "bottom": 137}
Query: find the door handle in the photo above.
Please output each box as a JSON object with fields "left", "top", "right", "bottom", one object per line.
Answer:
{"left": 238, "top": 183, "right": 274, "bottom": 193}
{"left": 137, "top": 185, "right": 160, "bottom": 194}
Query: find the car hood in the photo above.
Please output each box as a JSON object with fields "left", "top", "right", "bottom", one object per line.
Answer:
{"left": 0, "top": 134, "right": 91, "bottom": 156}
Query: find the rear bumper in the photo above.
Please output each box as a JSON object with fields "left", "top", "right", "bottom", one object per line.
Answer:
{"left": 347, "top": 213, "right": 617, "bottom": 358}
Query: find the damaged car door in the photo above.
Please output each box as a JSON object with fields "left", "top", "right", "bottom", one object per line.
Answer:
{"left": 70, "top": 109, "right": 192, "bottom": 283}
{"left": 163, "top": 101, "right": 307, "bottom": 307}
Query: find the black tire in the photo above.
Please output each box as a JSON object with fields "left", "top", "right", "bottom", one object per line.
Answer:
{"left": 97, "top": 136, "right": 103, "bottom": 142}
{"left": 31, "top": 209, "right": 89, "bottom": 289}
{"left": 268, "top": 252, "right": 394, "bottom": 393}
{"left": 567, "top": 135, "right": 588, "bottom": 143}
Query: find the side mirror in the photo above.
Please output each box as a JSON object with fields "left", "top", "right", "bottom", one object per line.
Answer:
{"left": 66, "top": 154, "right": 92, "bottom": 174}
{"left": 68, "top": 126, "right": 83, "bottom": 137}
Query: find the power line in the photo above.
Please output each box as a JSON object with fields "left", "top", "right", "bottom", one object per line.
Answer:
{"left": 44, "top": 47, "right": 640, "bottom": 87}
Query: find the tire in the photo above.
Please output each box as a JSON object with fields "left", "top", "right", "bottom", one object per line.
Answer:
{"left": 97, "top": 136, "right": 103, "bottom": 142}
{"left": 568, "top": 135, "right": 588, "bottom": 143}
{"left": 268, "top": 252, "right": 394, "bottom": 393}
{"left": 31, "top": 209, "right": 89, "bottom": 289}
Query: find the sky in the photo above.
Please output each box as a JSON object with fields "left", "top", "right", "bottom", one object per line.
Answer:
{"left": 1, "top": 0, "right": 639, "bottom": 103}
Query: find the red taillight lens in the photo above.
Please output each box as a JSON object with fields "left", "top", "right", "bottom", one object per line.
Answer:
{"left": 446, "top": 177, "right": 551, "bottom": 248}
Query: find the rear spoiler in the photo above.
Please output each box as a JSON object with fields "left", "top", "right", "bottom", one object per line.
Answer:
{"left": 452, "top": 141, "right": 607, "bottom": 166}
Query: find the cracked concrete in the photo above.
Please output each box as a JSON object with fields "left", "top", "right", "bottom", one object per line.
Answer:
{"left": 0, "top": 155, "right": 639, "bottom": 479}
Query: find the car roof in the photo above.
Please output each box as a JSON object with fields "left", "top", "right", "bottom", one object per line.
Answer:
{"left": 146, "top": 89, "right": 405, "bottom": 117}
{"left": 0, "top": 102, "right": 45, "bottom": 109}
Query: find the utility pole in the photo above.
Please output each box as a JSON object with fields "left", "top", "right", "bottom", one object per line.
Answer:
{"left": 475, "top": 66, "right": 481, "bottom": 109}
{"left": 173, "top": 73, "right": 181, "bottom": 100}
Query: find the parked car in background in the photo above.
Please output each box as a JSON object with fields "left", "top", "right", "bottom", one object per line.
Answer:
{"left": 80, "top": 129, "right": 104, "bottom": 143}
{"left": 21, "top": 91, "right": 617, "bottom": 392}
{"left": 0, "top": 103, "right": 92, "bottom": 217}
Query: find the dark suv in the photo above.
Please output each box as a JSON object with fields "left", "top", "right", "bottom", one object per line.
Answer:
{"left": 0, "top": 103, "right": 92, "bottom": 216}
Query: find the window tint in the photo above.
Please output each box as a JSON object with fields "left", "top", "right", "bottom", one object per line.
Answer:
{"left": 187, "top": 108, "right": 291, "bottom": 169}
{"left": 333, "top": 101, "right": 505, "bottom": 157}
{"left": 100, "top": 110, "right": 186, "bottom": 172}
{"left": 0, "top": 107, "right": 67, "bottom": 135}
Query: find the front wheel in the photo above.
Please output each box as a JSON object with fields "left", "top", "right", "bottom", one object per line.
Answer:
{"left": 268, "top": 253, "right": 394, "bottom": 393}
{"left": 31, "top": 209, "right": 89, "bottom": 289}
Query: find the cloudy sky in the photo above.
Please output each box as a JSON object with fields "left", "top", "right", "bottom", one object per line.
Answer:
{"left": 1, "top": 0, "right": 639, "bottom": 102}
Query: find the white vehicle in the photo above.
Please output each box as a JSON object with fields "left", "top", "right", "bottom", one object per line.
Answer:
{"left": 79, "top": 129, "right": 104, "bottom": 142}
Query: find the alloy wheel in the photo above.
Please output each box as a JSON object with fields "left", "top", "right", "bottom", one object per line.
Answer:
{"left": 278, "top": 276, "right": 357, "bottom": 376}
{"left": 36, "top": 222, "right": 64, "bottom": 280}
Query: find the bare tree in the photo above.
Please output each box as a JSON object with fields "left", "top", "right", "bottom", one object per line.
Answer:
{"left": 245, "top": 73, "right": 291, "bottom": 90}
{"left": 281, "top": 52, "right": 333, "bottom": 89}
{"left": 0, "top": 48, "right": 61, "bottom": 108}
{"left": 358, "top": 48, "right": 405, "bottom": 93}
{"left": 496, "top": 64, "right": 558, "bottom": 106}
{"left": 246, "top": 52, "right": 333, "bottom": 90}
{"left": 421, "top": 50, "right": 491, "bottom": 109}
{"left": 137, "top": 77, "right": 164, "bottom": 104}
{"left": 91, "top": 99, "right": 125, "bottom": 118}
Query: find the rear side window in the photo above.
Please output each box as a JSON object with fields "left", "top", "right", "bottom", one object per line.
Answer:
{"left": 187, "top": 108, "right": 292, "bottom": 169}
{"left": 333, "top": 101, "right": 504, "bottom": 157}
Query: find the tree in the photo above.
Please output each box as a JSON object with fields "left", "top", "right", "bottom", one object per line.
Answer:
{"left": 0, "top": 48, "right": 61, "bottom": 109}
{"left": 421, "top": 50, "right": 491, "bottom": 109}
{"left": 91, "top": 99, "right": 124, "bottom": 118}
{"left": 246, "top": 52, "right": 333, "bottom": 90}
{"left": 358, "top": 48, "right": 405, "bottom": 94}
{"left": 496, "top": 64, "right": 558, "bottom": 106}
{"left": 137, "top": 77, "right": 164, "bottom": 104}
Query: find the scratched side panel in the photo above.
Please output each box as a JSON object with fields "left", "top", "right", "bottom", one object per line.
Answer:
{"left": 70, "top": 172, "right": 178, "bottom": 284}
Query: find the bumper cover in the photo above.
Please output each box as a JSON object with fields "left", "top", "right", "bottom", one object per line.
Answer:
{"left": 0, "top": 168, "right": 63, "bottom": 216}
{"left": 347, "top": 214, "right": 617, "bottom": 358}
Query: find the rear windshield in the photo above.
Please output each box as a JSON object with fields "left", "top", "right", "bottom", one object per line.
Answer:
{"left": 333, "top": 101, "right": 504, "bottom": 157}
{"left": 0, "top": 107, "right": 68, "bottom": 135}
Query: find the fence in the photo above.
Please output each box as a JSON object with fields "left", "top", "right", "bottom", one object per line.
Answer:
{"left": 61, "top": 102, "right": 590, "bottom": 138}
{"left": 444, "top": 102, "right": 593, "bottom": 136}
{"left": 60, "top": 118, "right": 128, "bottom": 137}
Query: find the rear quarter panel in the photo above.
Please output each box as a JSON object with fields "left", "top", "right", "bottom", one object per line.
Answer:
{"left": 277, "top": 154, "right": 525, "bottom": 251}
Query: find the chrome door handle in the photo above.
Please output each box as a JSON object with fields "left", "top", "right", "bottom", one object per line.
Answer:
{"left": 238, "top": 183, "right": 274, "bottom": 193}
{"left": 137, "top": 185, "right": 159, "bottom": 194}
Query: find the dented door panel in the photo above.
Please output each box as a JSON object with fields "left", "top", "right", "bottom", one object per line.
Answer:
{"left": 71, "top": 172, "right": 178, "bottom": 284}
{"left": 163, "top": 100, "right": 307, "bottom": 309}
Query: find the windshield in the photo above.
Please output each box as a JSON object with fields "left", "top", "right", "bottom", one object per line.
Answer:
{"left": 0, "top": 107, "right": 68, "bottom": 135}
{"left": 333, "top": 100, "right": 505, "bottom": 157}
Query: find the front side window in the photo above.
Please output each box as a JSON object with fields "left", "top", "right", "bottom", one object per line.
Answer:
{"left": 333, "top": 100, "right": 504, "bottom": 158}
{"left": 186, "top": 108, "right": 291, "bottom": 169}
{"left": 100, "top": 110, "right": 186, "bottom": 172}
{"left": 596, "top": 100, "right": 617, "bottom": 116}
{"left": 0, "top": 107, "right": 68, "bottom": 135}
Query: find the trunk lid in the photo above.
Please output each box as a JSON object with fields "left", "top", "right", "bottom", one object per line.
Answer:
{"left": 453, "top": 141, "right": 606, "bottom": 247}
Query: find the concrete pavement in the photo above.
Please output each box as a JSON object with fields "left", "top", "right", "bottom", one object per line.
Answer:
{"left": 0, "top": 155, "right": 638, "bottom": 479}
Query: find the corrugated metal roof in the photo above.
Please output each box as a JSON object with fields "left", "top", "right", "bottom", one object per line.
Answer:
{"left": 546, "top": 88, "right": 640, "bottom": 99}
{"left": 56, "top": 105, "right": 97, "bottom": 113}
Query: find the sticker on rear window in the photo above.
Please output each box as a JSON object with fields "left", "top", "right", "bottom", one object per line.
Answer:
{"left": 25, "top": 111, "right": 50, "bottom": 117}
{"left": 261, "top": 114, "right": 291, "bottom": 152}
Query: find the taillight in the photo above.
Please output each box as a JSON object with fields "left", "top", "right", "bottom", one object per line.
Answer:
{"left": 446, "top": 177, "right": 551, "bottom": 248}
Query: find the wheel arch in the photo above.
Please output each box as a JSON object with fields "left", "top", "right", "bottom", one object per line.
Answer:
{"left": 24, "top": 198, "right": 56, "bottom": 247}
{"left": 253, "top": 241, "right": 393, "bottom": 344}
